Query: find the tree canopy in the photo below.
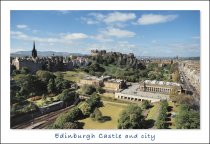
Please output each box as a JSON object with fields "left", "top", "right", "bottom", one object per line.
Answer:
{"left": 155, "top": 100, "right": 168, "bottom": 129}
{"left": 58, "top": 89, "right": 78, "bottom": 106}
{"left": 175, "top": 104, "right": 200, "bottom": 129}
{"left": 78, "top": 101, "right": 91, "bottom": 116}
{"left": 118, "top": 104, "right": 145, "bottom": 129}
{"left": 81, "top": 84, "right": 96, "bottom": 95}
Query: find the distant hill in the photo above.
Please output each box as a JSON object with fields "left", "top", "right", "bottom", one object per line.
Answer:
{"left": 10, "top": 51, "right": 83, "bottom": 57}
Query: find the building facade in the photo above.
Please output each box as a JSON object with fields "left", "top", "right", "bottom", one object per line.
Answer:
{"left": 79, "top": 76, "right": 103, "bottom": 87}
{"left": 180, "top": 60, "right": 200, "bottom": 93}
{"left": 139, "top": 80, "right": 182, "bottom": 95}
{"left": 79, "top": 76, "right": 125, "bottom": 92}
{"left": 115, "top": 80, "right": 182, "bottom": 103}
{"left": 103, "top": 79, "right": 125, "bottom": 91}
{"left": 11, "top": 42, "right": 89, "bottom": 73}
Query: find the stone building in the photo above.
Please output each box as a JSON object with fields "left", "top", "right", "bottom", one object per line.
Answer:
{"left": 151, "top": 59, "right": 173, "bottom": 67}
{"left": 79, "top": 76, "right": 103, "bottom": 87}
{"left": 91, "top": 50, "right": 107, "bottom": 56}
{"left": 12, "top": 57, "right": 43, "bottom": 73}
{"left": 115, "top": 80, "right": 182, "bottom": 103}
{"left": 139, "top": 80, "right": 182, "bottom": 95}
{"left": 180, "top": 60, "right": 200, "bottom": 93}
{"left": 103, "top": 79, "right": 125, "bottom": 91}
{"left": 79, "top": 75, "right": 125, "bottom": 92}
{"left": 11, "top": 42, "right": 88, "bottom": 73}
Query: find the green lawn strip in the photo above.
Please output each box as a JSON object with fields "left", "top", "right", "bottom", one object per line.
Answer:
{"left": 62, "top": 70, "right": 88, "bottom": 82}
{"left": 79, "top": 102, "right": 127, "bottom": 129}
{"left": 101, "top": 92, "right": 115, "bottom": 98}
{"left": 168, "top": 101, "right": 179, "bottom": 129}
{"left": 146, "top": 102, "right": 160, "bottom": 121}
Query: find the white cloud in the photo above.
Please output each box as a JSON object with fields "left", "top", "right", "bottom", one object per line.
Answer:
{"left": 137, "top": 14, "right": 178, "bottom": 25}
{"left": 84, "top": 12, "right": 136, "bottom": 26}
{"left": 102, "top": 27, "right": 135, "bottom": 38}
{"left": 81, "top": 17, "right": 99, "bottom": 25}
{"left": 86, "top": 20, "right": 98, "bottom": 25}
{"left": 11, "top": 31, "right": 29, "bottom": 39}
{"left": 16, "top": 24, "right": 28, "bottom": 29}
{"left": 88, "top": 13, "right": 105, "bottom": 21}
{"left": 104, "top": 12, "right": 136, "bottom": 23}
{"left": 63, "top": 33, "right": 88, "bottom": 40}
{"left": 11, "top": 31, "right": 88, "bottom": 44}
{"left": 91, "top": 34, "right": 113, "bottom": 42}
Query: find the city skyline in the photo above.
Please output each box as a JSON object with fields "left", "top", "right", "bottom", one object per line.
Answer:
{"left": 11, "top": 10, "right": 200, "bottom": 57}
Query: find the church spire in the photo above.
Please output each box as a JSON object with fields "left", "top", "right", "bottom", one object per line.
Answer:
{"left": 33, "top": 41, "right": 35, "bottom": 50}
{"left": 32, "top": 41, "right": 37, "bottom": 58}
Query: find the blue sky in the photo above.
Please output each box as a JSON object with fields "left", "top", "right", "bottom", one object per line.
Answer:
{"left": 10, "top": 10, "right": 200, "bottom": 57}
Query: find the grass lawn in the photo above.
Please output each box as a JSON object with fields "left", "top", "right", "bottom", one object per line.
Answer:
{"left": 62, "top": 70, "right": 88, "bottom": 83}
{"left": 146, "top": 102, "right": 160, "bottom": 121}
{"left": 79, "top": 101, "right": 127, "bottom": 129}
{"left": 102, "top": 92, "right": 115, "bottom": 98}
{"left": 145, "top": 101, "right": 179, "bottom": 129}
{"left": 145, "top": 102, "right": 160, "bottom": 129}
{"left": 102, "top": 64, "right": 126, "bottom": 77}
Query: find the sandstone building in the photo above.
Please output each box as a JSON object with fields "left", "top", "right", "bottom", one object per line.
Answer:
{"left": 79, "top": 75, "right": 125, "bottom": 92}
{"left": 115, "top": 80, "right": 182, "bottom": 103}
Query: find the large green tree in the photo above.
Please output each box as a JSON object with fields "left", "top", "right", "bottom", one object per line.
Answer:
{"left": 90, "top": 107, "right": 103, "bottom": 121}
{"left": 155, "top": 100, "right": 168, "bottom": 129}
{"left": 141, "top": 100, "right": 150, "bottom": 110}
{"left": 86, "top": 94, "right": 102, "bottom": 110}
{"left": 17, "top": 74, "right": 47, "bottom": 97}
{"left": 78, "top": 101, "right": 91, "bottom": 116}
{"left": 47, "top": 78, "right": 56, "bottom": 94}
{"left": 118, "top": 104, "right": 145, "bottom": 129}
{"left": 54, "top": 73, "right": 70, "bottom": 93}
{"left": 36, "top": 70, "right": 55, "bottom": 83}
{"left": 53, "top": 107, "right": 82, "bottom": 128}
{"left": 58, "top": 89, "right": 78, "bottom": 107}
{"left": 81, "top": 84, "right": 96, "bottom": 95}
{"left": 176, "top": 104, "right": 200, "bottom": 129}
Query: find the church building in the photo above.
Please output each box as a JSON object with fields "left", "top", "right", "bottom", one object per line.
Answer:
{"left": 32, "top": 41, "right": 37, "bottom": 58}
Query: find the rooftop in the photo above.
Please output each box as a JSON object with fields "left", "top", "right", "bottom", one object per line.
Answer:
{"left": 144, "top": 80, "right": 181, "bottom": 86}
{"left": 106, "top": 78, "right": 124, "bottom": 83}
{"left": 82, "top": 75, "right": 124, "bottom": 83}
{"left": 118, "top": 83, "right": 168, "bottom": 100}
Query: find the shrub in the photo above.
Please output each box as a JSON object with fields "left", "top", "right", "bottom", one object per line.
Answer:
{"left": 30, "top": 96, "right": 42, "bottom": 101}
